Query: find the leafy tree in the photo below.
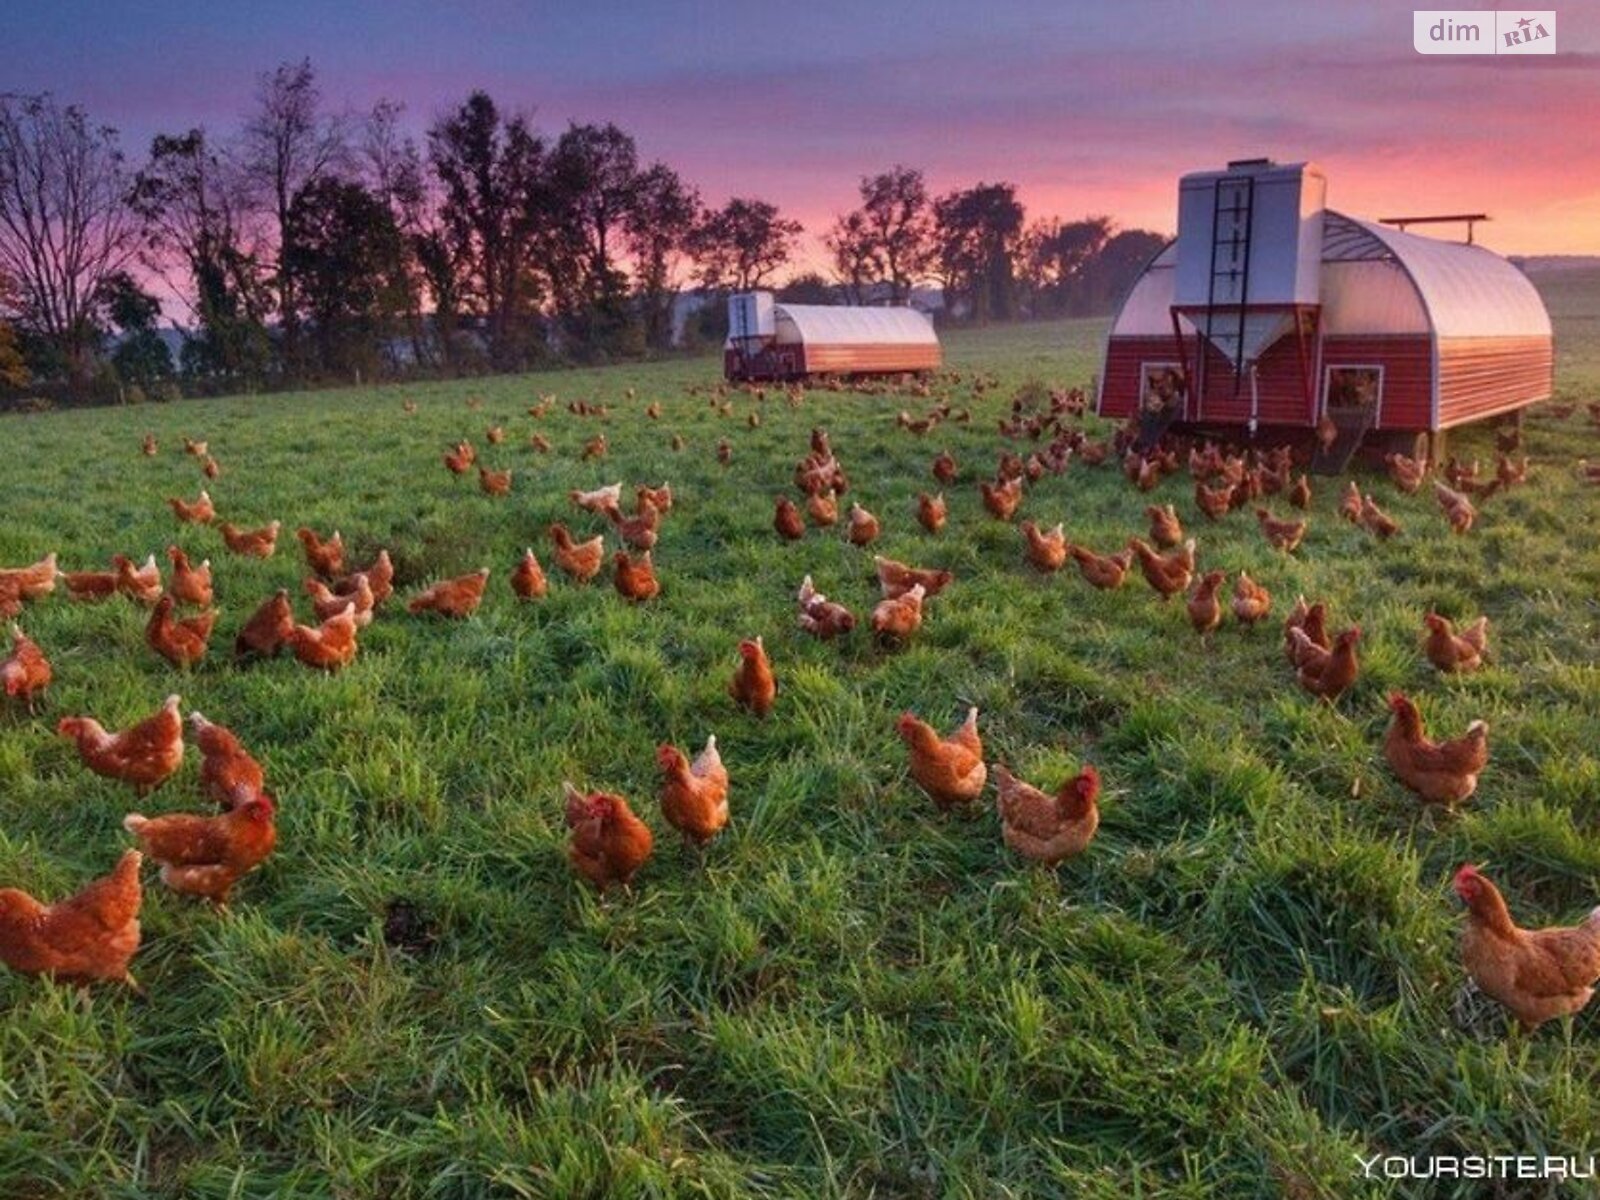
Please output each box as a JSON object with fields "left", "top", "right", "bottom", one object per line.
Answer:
{"left": 547, "top": 122, "right": 643, "bottom": 355}
{"left": 240, "top": 59, "right": 350, "bottom": 379}
{"left": 0, "top": 94, "right": 139, "bottom": 387}
{"left": 361, "top": 100, "right": 433, "bottom": 367}
{"left": 98, "top": 271, "right": 173, "bottom": 388}
{"left": 428, "top": 91, "right": 549, "bottom": 369}
{"left": 0, "top": 271, "right": 26, "bottom": 388}
{"left": 776, "top": 272, "right": 838, "bottom": 305}
{"left": 932, "top": 182, "right": 1025, "bottom": 325}
{"left": 826, "top": 166, "right": 932, "bottom": 305}
{"left": 690, "top": 198, "right": 801, "bottom": 293}
{"left": 1020, "top": 216, "right": 1111, "bottom": 317}
{"left": 129, "top": 128, "right": 272, "bottom": 386}
{"left": 284, "top": 176, "right": 407, "bottom": 379}
{"left": 625, "top": 162, "right": 699, "bottom": 351}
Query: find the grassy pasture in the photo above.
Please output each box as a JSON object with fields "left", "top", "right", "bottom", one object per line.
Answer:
{"left": 1, "top": 280, "right": 1599, "bottom": 1199}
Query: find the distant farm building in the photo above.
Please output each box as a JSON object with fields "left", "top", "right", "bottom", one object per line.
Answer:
{"left": 723, "top": 292, "right": 941, "bottom": 381}
{"left": 1097, "top": 159, "right": 1553, "bottom": 464}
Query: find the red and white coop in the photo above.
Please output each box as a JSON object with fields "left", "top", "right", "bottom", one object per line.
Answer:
{"left": 723, "top": 292, "right": 941, "bottom": 382}
{"left": 1097, "top": 159, "right": 1553, "bottom": 464}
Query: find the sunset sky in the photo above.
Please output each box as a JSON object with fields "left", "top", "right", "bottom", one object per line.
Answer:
{"left": 14, "top": 0, "right": 1600, "bottom": 265}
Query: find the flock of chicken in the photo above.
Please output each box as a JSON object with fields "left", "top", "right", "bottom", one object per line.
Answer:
{"left": 2, "top": 381, "right": 1598, "bottom": 1034}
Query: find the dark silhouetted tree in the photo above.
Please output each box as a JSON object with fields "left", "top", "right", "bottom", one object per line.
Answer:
{"left": 690, "top": 198, "right": 801, "bottom": 293}
{"left": 0, "top": 94, "right": 139, "bottom": 386}
{"left": 625, "top": 162, "right": 699, "bottom": 351}
{"left": 933, "top": 182, "right": 1025, "bottom": 325}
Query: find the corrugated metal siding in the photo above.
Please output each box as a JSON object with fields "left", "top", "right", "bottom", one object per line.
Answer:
{"left": 1101, "top": 333, "right": 1434, "bottom": 428}
{"left": 1437, "top": 336, "right": 1553, "bottom": 428}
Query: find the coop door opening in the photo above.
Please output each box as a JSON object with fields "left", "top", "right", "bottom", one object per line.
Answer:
{"left": 1140, "top": 364, "right": 1186, "bottom": 419}
{"left": 1324, "top": 365, "right": 1382, "bottom": 419}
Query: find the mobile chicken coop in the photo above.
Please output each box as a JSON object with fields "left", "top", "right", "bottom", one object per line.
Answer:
{"left": 1097, "top": 159, "right": 1553, "bottom": 464}
{"left": 723, "top": 292, "right": 941, "bottom": 382}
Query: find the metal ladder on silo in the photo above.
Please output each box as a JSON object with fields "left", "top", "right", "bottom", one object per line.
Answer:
{"left": 1200, "top": 175, "right": 1255, "bottom": 405}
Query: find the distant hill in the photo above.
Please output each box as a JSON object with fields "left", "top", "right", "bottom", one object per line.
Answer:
{"left": 1514, "top": 255, "right": 1600, "bottom": 276}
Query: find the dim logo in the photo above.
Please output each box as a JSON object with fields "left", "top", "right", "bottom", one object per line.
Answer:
{"left": 1413, "top": 10, "right": 1556, "bottom": 55}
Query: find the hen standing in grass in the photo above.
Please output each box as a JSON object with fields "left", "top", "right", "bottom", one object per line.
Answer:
{"left": 1455, "top": 865, "right": 1600, "bottom": 1030}
{"left": 729, "top": 637, "right": 777, "bottom": 718}
{"left": 2, "top": 624, "right": 51, "bottom": 712}
{"left": 58, "top": 694, "right": 184, "bottom": 795}
{"left": 657, "top": 736, "right": 730, "bottom": 852}
{"left": 993, "top": 763, "right": 1100, "bottom": 866}
{"left": 564, "top": 783, "right": 654, "bottom": 891}
{"left": 898, "top": 707, "right": 987, "bottom": 812}
{"left": 124, "top": 795, "right": 277, "bottom": 906}
{"left": 0, "top": 850, "right": 142, "bottom": 987}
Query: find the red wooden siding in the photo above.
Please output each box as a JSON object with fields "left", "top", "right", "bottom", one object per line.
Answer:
{"left": 1101, "top": 333, "right": 1434, "bottom": 429}
{"left": 1436, "top": 336, "right": 1553, "bottom": 428}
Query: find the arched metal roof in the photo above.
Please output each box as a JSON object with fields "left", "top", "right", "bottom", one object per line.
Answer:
{"left": 773, "top": 304, "right": 937, "bottom": 347}
{"left": 1108, "top": 210, "right": 1550, "bottom": 340}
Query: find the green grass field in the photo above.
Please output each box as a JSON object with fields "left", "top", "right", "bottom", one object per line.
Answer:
{"left": 2, "top": 283, "right": 1599, "bottom": 1199}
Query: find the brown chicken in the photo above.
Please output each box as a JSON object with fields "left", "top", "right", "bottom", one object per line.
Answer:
{"left": 479, "top": 466, "right": 512, "bottom": 496}
{"left": 167, "top": 546, "right": 213, "bottom": 607}
{"left": 335, "top": 548, "right": 395, "bottom": 607}
{"left": 146, "top": 595, "right": 218, "bottom": 669}
{"left": 112, "top": 554, "right": 163, "bottom": 605}
{"left": 847, "top": 503, "right": 881, "bottom": 547}
{"left": 1434, "top": 480, "right": 1476, "bottom": 534}
{"left": 63, "top": 569, "right": 118, "bottom": 602}
{"left": 872, "top": 582, "right": 925, "bottom": 641}
{"left": 443, "top": 441, "right": 476, "bottom": 474}
{"left": 570, "top": 483, "right": 623, "bottom": 514}
{"left": 637, "top": 483, "right": 673, "bottom": 516}
{"left": 183, "top": 438, "right": 207, "bottom": 458}
{"left": 0, "top": 553, "right": 59, "bottom": 605}
{"left": 1020, "top": 521, "right": 1066, "bottom": 572}
{"left": 235, "top": 590, "right": 295, "bottom": 660}
{"left": 142, "top": 433, "right": 158, "bottom": 456}
{"left": 1384, "top": 452, "right": 1427, "bottom": 494}
{"left": 168, "top": 490, "right": 215, "bottom": 524}
{"left": 993, "top": 762, "right": 1100, "bottom": 866}
{"left": 774, "top": 497, "right": 805, "bottom": 541}
{"left": 1146, "top": 504, "right": 1183, "bottom": 549}
{"left": 219, "top": 520, "right": 281, "bottom": 558}
{"left": 124, "top": 794, "right": 276, "bottom": 905}
{"left": 932, "top": 451, "right": 958, "bottom": 485}
{"left": 1129, "top": 537, "right": 1195, "bottom": 600}
{"left": 613, "top": 551, "right": 660, "bottom": 602}
{"left": 729, "top": 636, "right": 777, "bottom": 717}
{"left": 797, "top": 575, "right": 856, "bottom": 639}
{"left": 606, "top": 500, "right": 660, "bottom": 551}
{"left": 657, "top": 736, "right": 730, "bottom": 849}
{"left": 550, "top": 524, "right": 605, "bottom": 583}
{"left": 582, "top": 433, "right": 609, "bottom": 461}
{"left": 1423, "top": 613, "right": 1489, "bottom": 673}
{"left": 3, "top": 624, "right": 52, "bottom": 711}
{"left": 874, "top": 555, "right": 953, "bottom": 600}
{"left": 1454, "top": 865, "right": 1600, "bottom": 1030}
{"left": 287, "top": 604, "right": 359, "bottom": 670}
{"left": 917, "top": 492, "right": 947, "bottom": 534}
{"left": 409, "top": 569, "right": 491, "bottom": 618}
{"left": 1384, "top": 692, "right": 1488, "bottom": 807}
{"left": 201, "top": 455, "right": 221, "bottom": 480}
{"left": 190, "top": 711, "right": 268, "bottom": 809}
{"left": 1256, "top": 508, "right": 1307, "bottom": 552}
{"left": 980, "top": 476, "right": 1023, "bottom": 521}
{"left": 0, "top": 850, "right": 142, "bottom": 986}
{"left": 1186, "top": 570, "right": 1226, "bottom": 638}
{"left": 1337, "top": 480, "right": 1363, "bottom": 524}
{"left": 1283, "top": 597, "right": 1329, "bottom": 668}
{"left": 1495, "top": 454, "right": 1529, "bottom": 490}
{"left": 58, "top": 694, "right": 184, "bottom": 795}
{"left": 486, "top": 425, "right": 505, "bottom": 445}
{"left": 1230, "top": 572, "right": 1272, "bottom": 625}
{"left": 564, "top": 782, "right": 654, "bottom": 891}
{"left": 308, "top": 574, "right": 375, "bottom": 626}
{"left": 1287, "top": 474, "right": 1312, "bottom": 510}
{"left": 511, "top": 549, "right": 548, "bottom": 600}
{"left": 297, "top": 527, "right": 345, "bottom": 579}
{"left": 1194, "top": 480, "right": 1232, "bottom": 521}
{"left": 1068, "top": 543, "right": 1133, "bottom": 590}
{"left": 898, "top": 707, "right": 987, "bottom": 811}
{"left": 1288, "top": 625, "right": 1360, "bottom": 700}
{"left": 1358, "top": 494, "right": 1400, "bottom": 539}
{"left": 806, "top": 490, "right": 839, "bottom": 527}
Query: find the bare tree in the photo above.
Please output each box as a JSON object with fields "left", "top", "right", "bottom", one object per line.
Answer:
{"left": 0, "top": 93, "right": 139, "bottom": 384}
{"left": 240, "top": 59, "right": 350, "bottom": 377}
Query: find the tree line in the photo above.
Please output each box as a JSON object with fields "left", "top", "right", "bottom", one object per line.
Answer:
{"left": 0, "top": 62, "right": 1165, "bottom": 401}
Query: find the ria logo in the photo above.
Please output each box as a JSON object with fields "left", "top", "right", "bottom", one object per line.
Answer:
{"left": 1413, "top": 10, "right": 1556, "bottom": 55}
